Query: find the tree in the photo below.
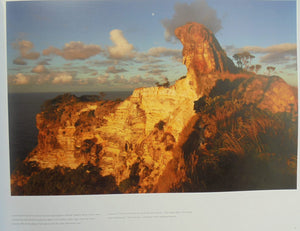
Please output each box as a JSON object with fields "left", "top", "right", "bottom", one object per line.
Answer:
{"left": 162, "top": 78, "right": 170, "bottom": 87}
{"left": 267, "top": 66, "right": 276, "bottom": 76}
{"left": 255, "top": 64, "right": 262, "bottom": 74}
{"left": 155, "top": 77, "right": 170, "bottom": 88}
{"left": 249, "top": 65, "right": 255, "bottom": 72}
{"left": 233, "top": 52, "right": 255, "bottom": 70}
{"left": 233, "top": 53, "right": 243, "bottom": 69}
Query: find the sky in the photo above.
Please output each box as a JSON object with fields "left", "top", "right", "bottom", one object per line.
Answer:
{"left": 6, "top": 0, "right": 298, "bottom": 93}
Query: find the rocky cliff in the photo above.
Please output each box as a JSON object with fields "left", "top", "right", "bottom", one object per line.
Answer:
{"left": 11, "top": 22, "right": 297, "bottom": 194}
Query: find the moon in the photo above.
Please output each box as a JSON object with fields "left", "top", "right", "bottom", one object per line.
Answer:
{"left": 152, "top": 12, "right": 155, "bottom": 16}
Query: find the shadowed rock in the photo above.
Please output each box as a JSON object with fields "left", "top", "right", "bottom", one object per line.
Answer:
{"left": 11, "top": 22, "right": 297, "bottom": 195}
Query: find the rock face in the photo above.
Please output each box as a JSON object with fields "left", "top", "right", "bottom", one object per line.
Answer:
{"left": 27, "top": 72, "right": 199, "bottom": 193}
{"left": 175, "top": 22, "right": 238, "bottom": 95}
{"left": 18, "top": 23, "right": 297, "bottom": 194}
{"left": 175, "top": 22, "right": 237, "bottom": 75}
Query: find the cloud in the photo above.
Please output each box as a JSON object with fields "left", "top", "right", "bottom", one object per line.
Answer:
{"left": 171, "top": 55, "right": 183, "bottom": 63}
{"left": 43, "top": 41, "right": 101, "bottom": 60}
{"left": 34, "top": 71, "right": 76, "bottom": 85}
{"left": 224, "top": 45, "right": 237, "bottom": 55}
{"left": 135, "top": 47, "right": 182, "bottom": 64}
{"left": 284, "top": 63, "right": 297, "bottom": 71}
{"left": 73, "top": 66, "right": 97, "bottom": 74}
{"left": 138, "top": 64, "right": 168, "bottom": 76}
{"left": 77, "top": 79, "right": 89, "bottom": 85}
{"left": 10, "top": 73, "right": 30, "bottom": 85}
{"left": 147, "top": 68, "right": 166, "bottom": 76}
{"left": 12, "top": 40, "right": 40, "bottom": 61}
{"left": 87, "top": 59, "right": 119, "bottom": 66}
{"left": 147, "top": 47, "right": 182, "bottom": 57}
{"left": 138, "top": 65, "right": 150, "bottom": 71}
{"left": 13, "top": 57, "right": 27, "bottom": 65}
{"left": 129, "top": 75, "right": 156, "bottom": 85}
{"left": 113, "top": 74, "right": 129, "bottom": 84}
{"left": 35, "top": 74, "right": 51, "bottom": 85}
{"left": 241, "top": 43, "right": 296, "bottom": 54}
{"left": 38, "top": 59, "right": 51, "bottom": 65}
{"left": 96, "top": 74, "right": 110, "bottom": 84}
{"left": 31, "top": 64, "right": 48, "bottom": 73}
{"left": 23, "top": 52, "right": 41, "bottom": 60}
{"left": 90, "top": 72, "right": 98, "bottom": 76}
{"left": 147, "top": 47, "right": 183, "bottom": 63}
{"left": 85, "top": 73, "right": 158, "bottom": 89}
{"left": 104, "top": 74, "right": 158, "bottom": 87}
{"left": 106, "top": 66, "right": 127, "bottom": 73}
{"left": 52, "top": 73, "right": 73, "bottom": 84}
{"left": 161, "top": 0, "right": 222, "bottom": 41}
{"left": 135, "top": 55, "right": 162, "bottom": 64}
{"left": 260, "top": 54, "right": 295, "bottom": 64}
{"left": 108, "top": 29, "right": 135, "bottom": 59}
{"left": 239, "top": 43, "right": 297, "bottom": 64}
{"left": 74, "top": 74, "right": 111, "bottom": 86}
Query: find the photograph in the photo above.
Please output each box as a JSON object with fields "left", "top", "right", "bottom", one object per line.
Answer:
{"left": 7, "top": 0, "right": 297, "bottom": 196}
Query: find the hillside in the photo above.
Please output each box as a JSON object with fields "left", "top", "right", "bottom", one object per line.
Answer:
{"left": 11, "top": 22, "right": 297, "bottom": 195}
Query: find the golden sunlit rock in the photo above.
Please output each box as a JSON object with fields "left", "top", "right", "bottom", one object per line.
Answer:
{"left": 13, "top": 23, "right": 297, "bottom": 194}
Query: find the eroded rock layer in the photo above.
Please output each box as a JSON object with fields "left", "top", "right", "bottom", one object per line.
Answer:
{"left": 18, "top": 23, "right": 297, "bottom": 194}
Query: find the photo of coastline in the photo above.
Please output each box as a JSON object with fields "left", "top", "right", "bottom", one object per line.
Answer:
{"left": 7, "top": 0, "right": 297, "bottom": 195}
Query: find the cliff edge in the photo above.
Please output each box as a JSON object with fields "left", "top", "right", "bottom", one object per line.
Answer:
{"left": 11, "top": 23, "right": 297, "bottom": 194}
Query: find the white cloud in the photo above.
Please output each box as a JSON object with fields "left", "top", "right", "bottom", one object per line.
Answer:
{"left": 108, "top": 29, "right": 135, "bottom": 59}
{"left": 52, "top": 73, "right": 73, "bottom": 84}
{"left": 13, "top": 73, "right": 30, "bottom": 85}
{"left": 161, "top": 0, "right": 222, "bottom": 42}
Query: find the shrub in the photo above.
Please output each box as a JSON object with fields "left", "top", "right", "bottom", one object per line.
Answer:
{"left": 12, "top": 163, "right": 120, "bottom": 195}
{"left": 155, "top": 120, "right": 166, "bottom": 130}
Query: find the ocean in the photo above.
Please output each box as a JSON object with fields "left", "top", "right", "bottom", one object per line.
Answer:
{"left": 8, "top": 91, "right": 132, "bottom": 173}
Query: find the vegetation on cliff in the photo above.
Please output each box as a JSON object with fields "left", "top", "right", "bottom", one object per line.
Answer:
{"left": 181, "top": 77, "right": 297, "bottom": 191}
{"left": 11, "top": 162, "right": 119, "bottom": 195}
{"left": 10, "top": 23, "right": 297, "bottom": 195}
{"left": 11, "top": 75, "right": 297, "bottom": 195}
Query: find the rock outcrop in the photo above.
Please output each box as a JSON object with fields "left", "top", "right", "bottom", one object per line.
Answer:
{"left": 175, "top": 22, "right": 237, "bottom": 75}
{"left": 15, "top": 22, "right": 297, "bottom": 194}
{"left": 175, "top": 22, "right": 238, "bottom": 95}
